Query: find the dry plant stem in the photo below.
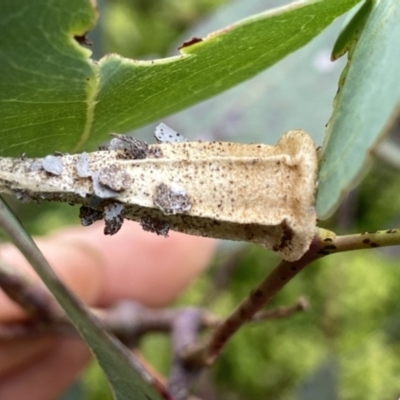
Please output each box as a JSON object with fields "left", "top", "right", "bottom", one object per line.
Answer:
{"left": 0, "top": 131, "right": 318, "bottom": 262}
{"left": 168, "top": 309, "right": 203, "bottom": 400}
{"left": 252, "top": 296, "right": 308, "bottom": 322}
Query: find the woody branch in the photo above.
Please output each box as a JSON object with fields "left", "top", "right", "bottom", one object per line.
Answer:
{"left": 181, "top": 227, "right": 400, "bottom": 367}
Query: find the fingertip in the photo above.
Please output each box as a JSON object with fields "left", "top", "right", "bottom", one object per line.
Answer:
{"left": 0, "top": 220, "right": 218, "bottom": 319}
{"left": 53, "top": 221, "right": 218, "bottom": 307}
{"left": 92, "top": 223, "right": 217, "bottom": 307}
{"left": 0, "top": 338, "right": 90, "bottom": 400}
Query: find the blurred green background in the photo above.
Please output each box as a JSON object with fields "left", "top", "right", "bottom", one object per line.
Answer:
{"left": 8, "top": 0, "right": 399, "bottom": 399}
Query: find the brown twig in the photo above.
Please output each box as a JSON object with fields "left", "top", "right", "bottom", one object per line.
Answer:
{"left": 92, "top": 303, "right": 220, "bottom": 347}
{"left": 0, "top": 319, "right": 74, "bottom": 339}
{"left": 252, "top": 296, "right": 309, "bottom": 322}
{"left": 0, "top": 286, "right": 307, "bottom": 344}
{"left": 168, "top": 308, "right": 203, "bottom": 400}
{"left": 182, "top": 226, "right": 400, "bottom": 367}
{"left": 0, "top": 260, "right": 62, "bottom": 321}
{"left": 181, "top": 235, "right": 324, "bottom": 368}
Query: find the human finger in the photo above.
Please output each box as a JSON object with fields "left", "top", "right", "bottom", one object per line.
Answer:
{"left": 52, "top": 221, "right": 217, "bottom": 307}
{"left": 0, "top": 338, "right": 90, "bottom": 400}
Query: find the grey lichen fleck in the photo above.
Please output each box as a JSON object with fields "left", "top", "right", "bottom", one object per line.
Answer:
{"left": 103, "top": 203, "right": 125, "bottom": 235}
{"left": 153, "top": 183, "right": 192, "bottom": 215}
{"left": 29, "top": 160, "right": 42, "bottom": 172}
{"left": 42, "top": 155, "right": 63, "bottom": 176}
{"left": 108, "top": 134, "right": 148, "bottom": 159}
{"left": 75, "top": 152, "right": 92, "bottom": 178}
{"left": 91, "top": 171, "right": 120, "bottom": 199}
{"left": 98, "top": 165, "right": 133, "bottom": 192}
{"left": 140, "top": 215, "right": 170, "bottom": 237}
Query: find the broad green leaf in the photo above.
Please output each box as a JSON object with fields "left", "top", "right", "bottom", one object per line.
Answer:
{"left": 0, "top": 0, "right": 361, "bottom": 157}
{"left": 0, "top": 0, "right": 97, "bottom": 156}
{"left": 331, "top": 0, "right": 373, "bottom": 61}
{"left": 144, "top": 0, "right": 349, "bottom": 147}
{"left": 0, "top": 198, "right": 163, "bottom": 400}
{"left": 317, "top": 0, "right": 400, "bottom": 218}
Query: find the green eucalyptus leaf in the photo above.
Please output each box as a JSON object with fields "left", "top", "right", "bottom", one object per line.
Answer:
{"left": 0, "top": 0, "right": 97, "bottom": 157}
{"left": 317, "top": 0, "right": 400, "bottom": 218}
{"left": 146, "top": 0, "right": 349, "bottom": 146}
{"left": 331, "top": 0, "right": 373, "bottom": 61}
{"left": 0, "top": 0, "right": 361, "bottom": 156}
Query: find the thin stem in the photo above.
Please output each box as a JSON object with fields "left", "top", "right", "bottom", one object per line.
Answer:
{"left": 0, "top": 297, "right": 308, "bottom": 344}
{"left": 182, "top": 235, "right": 324, "bottom": 367}
{"left": 252, "top": 296, "right": 308, "bottom": 322}
{"left": 315, "top": 227, "right": 400, "bottom": 255}
{"left": 0, "top": 320, "right": 74, "bottom": 339}
{"left": 168, "top": 308, "right": 203, "bottom": 400}
{"left": 183, "top": 226, "right": 400, "bottom": 367}
{"left": 0, "top": 260, "right": 61, "bottom": 321}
